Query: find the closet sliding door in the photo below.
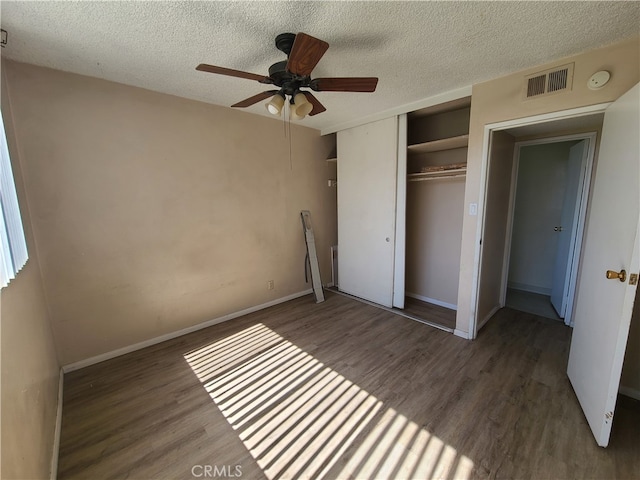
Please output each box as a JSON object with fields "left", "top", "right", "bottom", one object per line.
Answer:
{"left": 337, "top": 117, "right": 399, "bottom": 307}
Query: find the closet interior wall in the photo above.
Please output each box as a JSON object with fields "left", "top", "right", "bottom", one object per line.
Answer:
{"left": 405, "top": 100, "right": 471, "bottom": 312}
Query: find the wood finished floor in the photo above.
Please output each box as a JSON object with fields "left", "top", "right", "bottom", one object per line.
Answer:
{"left": 505, "top": 288, "right": 561, "bottom": 321}
{"left": 402, "top": 297, "right": 456, "bottom": 330}
{"left": 59, "top": 292, "right": 640, "bottom": 480}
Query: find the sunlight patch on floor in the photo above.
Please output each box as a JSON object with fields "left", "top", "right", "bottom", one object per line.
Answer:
{"left": 184, "top": 323, "right": 474, "bottom": 480}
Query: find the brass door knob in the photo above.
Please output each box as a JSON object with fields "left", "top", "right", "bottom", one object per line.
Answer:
{"left": 606, "top": 269, "right": 627, "bottom": 282}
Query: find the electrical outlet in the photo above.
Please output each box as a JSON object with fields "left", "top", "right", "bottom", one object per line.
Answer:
{"left": 267, "top": 280, "right": 275, "bottom": 290}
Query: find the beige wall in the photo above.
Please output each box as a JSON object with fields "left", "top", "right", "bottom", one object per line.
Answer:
{"left": 621, "top": 291, "right": 640, "bottom": 394}
{"left": 476, "top": 131, "right": 515, "bottom": 326}
{"left": 1, "top": 64, "right": 61, "bottom": 480}
{"left": 457, "top": 36, "right": 640, "bottom": 335}
{"left": 406, "top": 177, "right": 464, "bottom": 307}
{"left": 408, "top": 107, "right": 471, "bottom": 144}
{"left": 4, "top": 61, "right": 337, "bottom": 366}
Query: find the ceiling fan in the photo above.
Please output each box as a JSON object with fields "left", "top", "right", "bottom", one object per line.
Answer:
{"left": 196, "top": 32, "right": 378, "bottom": 120}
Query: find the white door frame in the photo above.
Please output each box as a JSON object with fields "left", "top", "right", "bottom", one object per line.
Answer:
{"left": 469, "top": 103, "right": 611, "bottom": 339}
{"left": 393, "top": 114, "right": 408, "bottom": 308}
{"left": 500, "top": 133, "right": 597, "bottom": 327}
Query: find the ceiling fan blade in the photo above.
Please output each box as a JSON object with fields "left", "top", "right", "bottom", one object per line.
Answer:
{"left": 286, "top": 33, "right": 329, "bottom": 77}
{"left": 231, "top": 90, "right": 279, "bottom": 108}
{"left": 311, "top": 77, "right": 378, "bottom": 92}
{"left": 196, "top": 64, "right": 272, "bottom": 83}
{"left": 303, "top": 92, "right": 326, "bottom": 116}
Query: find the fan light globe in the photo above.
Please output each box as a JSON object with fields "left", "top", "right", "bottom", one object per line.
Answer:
{"left": 290, "top": 108, "right": 304, "bottom": 121}
{"left": 292, "top": 93, "right": 313, "bottom": 118}
{"left": 266, "top": 94, "right": 285, "bottom": 116}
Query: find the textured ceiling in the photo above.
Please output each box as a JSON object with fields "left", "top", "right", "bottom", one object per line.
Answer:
{"left": 1, "top": 1, "right": 639, "bottom": 132}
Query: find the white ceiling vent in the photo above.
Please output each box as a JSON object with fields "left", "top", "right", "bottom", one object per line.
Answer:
{"left": 523, "top": 63, "right": 574, "bottom": 100}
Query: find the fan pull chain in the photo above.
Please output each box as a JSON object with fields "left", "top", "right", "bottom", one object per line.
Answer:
{"left": 287, "top": 102, "right": 293, "bottom": 171}
{"left": 281, "top": 101, "right": 293, "bottom": 171}
{"left": 283, "top": 101, "right": 288, "bottom": 137}
{"left": 288, "top": 115, "right": 293, "bottom": 171}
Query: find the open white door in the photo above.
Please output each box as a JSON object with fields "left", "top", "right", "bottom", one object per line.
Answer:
{"left": 337, "top": 117, "right": 398, "bottom": 307}
{"left": 567, "top": 83, "right": 639, "bottom": 447}
{"left": 550, "top": 140, "right": 588, "bottom": 318}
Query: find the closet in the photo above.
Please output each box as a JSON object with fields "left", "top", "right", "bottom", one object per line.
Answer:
{"left": 336, "top": 96, "right": 471, "bottom": 332}
{"left": 404, "top": 97, "right": 470, "bottom": 330}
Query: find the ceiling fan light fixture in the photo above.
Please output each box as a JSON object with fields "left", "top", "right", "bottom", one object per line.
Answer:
{"left": 290, "top": 107, "right": 305, "bottom": 121}
{"left": 291, "top": 93, "right": 313, "bottom": 118}
{"left": 266, "top": 91, "right": 285, "bottom": 116}
{"left": 197, "top": 32, "right": 376, "bottom": 118}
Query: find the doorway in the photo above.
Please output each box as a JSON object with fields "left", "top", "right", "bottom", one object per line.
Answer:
{"left": 471, "top": 86, "right": 639, "bottom": 448}
{"left": 471, "top": 111, "right": 605, "bottom": 336}
{"left": 503, "top": 135, "right": 595, "bottom": 325}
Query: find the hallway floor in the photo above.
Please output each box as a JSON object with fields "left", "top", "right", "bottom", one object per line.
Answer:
{"left": 505, "top": 288, "right": 561, "bottom": 321}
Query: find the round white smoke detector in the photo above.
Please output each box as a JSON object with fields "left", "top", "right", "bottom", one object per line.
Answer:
{"left": 588, "top": 71, "right": 610, "bottom": 90}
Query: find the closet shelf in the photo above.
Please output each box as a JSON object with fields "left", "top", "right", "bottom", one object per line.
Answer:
{"left": 407, "top": 134, "right": 469, "bottom": 154}
{"left": 407, "top": 167, "right": 467, "bottom": 182}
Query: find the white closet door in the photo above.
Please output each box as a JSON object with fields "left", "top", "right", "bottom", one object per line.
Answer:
{"left": 337, "top": 117, "right": 399, "bottom": 307}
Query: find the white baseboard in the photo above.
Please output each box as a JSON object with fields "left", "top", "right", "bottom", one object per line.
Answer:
{"left": 619, "top": 385, "right": 640, "bottom": 401}
{"left": 507, "top": 282, "right": 551, "bottom": 296}
{"left": 453, "top": 329, "right": 470, "bottom": 339}
{"left": 62, "top": 289, "right": 313, "bottom": 373}
{"left": 50, "top": 368, "right": 64, "bottom": 480}
{"left": 406, "top": 292, "right": 457, "bottom": 311}
{"left": 478, "top": 305, "right": 501, "bottom": 331}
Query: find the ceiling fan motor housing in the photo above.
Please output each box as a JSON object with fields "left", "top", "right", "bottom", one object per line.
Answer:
{"left": 268, "top": 60, "right": 311, "bottom": 96}
{"left": 275, "top": 33, "right": 296, "bottom": 56}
